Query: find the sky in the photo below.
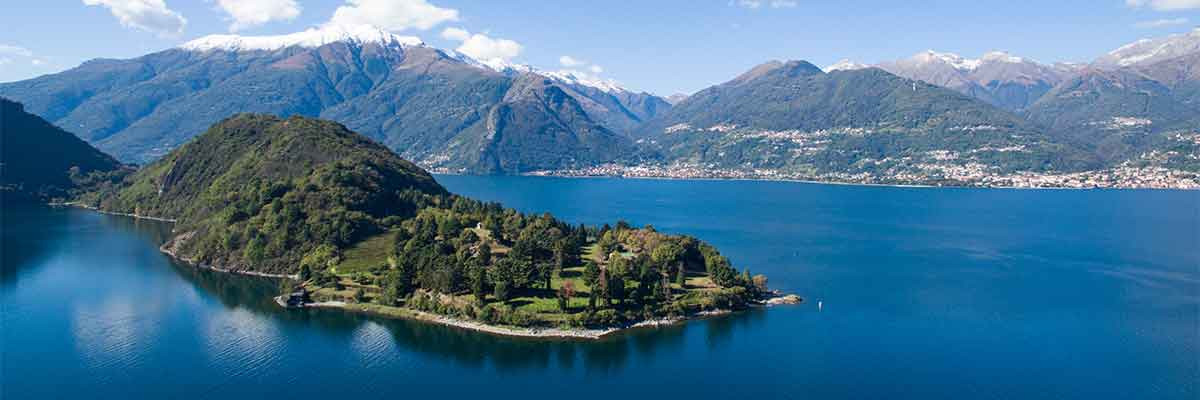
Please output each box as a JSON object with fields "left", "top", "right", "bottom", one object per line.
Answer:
{"left": 1, "top": 0, "right": 1199, "bottom": 95}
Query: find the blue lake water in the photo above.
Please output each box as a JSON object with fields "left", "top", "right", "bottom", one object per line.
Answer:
{"left": 2, "top": 176, "right": 1197, "bottom": 399}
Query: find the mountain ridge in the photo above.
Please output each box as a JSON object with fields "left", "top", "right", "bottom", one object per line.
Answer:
{"left": 1, "top": 98, "right": 126, "bottom": 201}
{"left": 0, "top": 29, "right": 671, "bottom": 173}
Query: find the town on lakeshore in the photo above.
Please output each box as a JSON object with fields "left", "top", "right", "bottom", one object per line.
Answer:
{"left": 528, "top": 162, "right": 1200, "bottom": 190}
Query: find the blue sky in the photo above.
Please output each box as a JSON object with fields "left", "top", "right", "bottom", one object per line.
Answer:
{"left": 1, "top": 0, "right": 1198, "bottom": 94}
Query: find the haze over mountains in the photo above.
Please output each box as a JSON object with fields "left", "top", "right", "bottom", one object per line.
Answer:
{"left": 1, "top": 26, "right": 1197, "bottom": 186}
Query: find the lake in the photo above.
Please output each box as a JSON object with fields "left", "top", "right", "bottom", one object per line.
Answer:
{"left": 2, "top": 176, "right": 1197, "bottom": 399}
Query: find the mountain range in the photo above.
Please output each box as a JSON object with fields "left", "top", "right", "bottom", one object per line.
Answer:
{"left": 635, "top": 60, "right": 1093, "bottom": 182}
{"left": 2, "top": 26, "right": 1197, "bottom": 186}
{"left": 0, "top": 25, "right": 667, "bottom": 174}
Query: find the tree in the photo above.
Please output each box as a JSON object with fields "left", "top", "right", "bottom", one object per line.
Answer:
{"left": 493, "top": 281, "right": 511, "bottom": 302}
{"left": 298, "top": 264, "right": 312, "bottom": 282}
{"left": 491, "top": 257, "right": 534, "bottom": 290}
{"left": 752, "top": 274, "right": 769, "bottom": 292}
{"left": 557, "top": 281, "right": 575, "bottom": 312}
{"left": 598, "top": 230, "right": 619, "bottom": 254}
{"left": 609, "top": 276, "right": 625, "bottom": 306}
{"left": 587, "top": 286, "right": 598, "bottom": 311}
{"left": 379, "top": 271, "right": 402, "bottom": 306}
{"left": 279, "top": 278, "right": 296, "bottom": 296}
{"left": 351, "top": 288, "right": 367, "bottom": 303}
{"left": 485, "top": 214, "right": 502, "bottom": 242}
{"left": 552, "top": 240, "right": 567, "bottom": 277}
{"left": 511, "top": 237, "right": 540, "bottom": 288}
{"left": 582, "top": 261, "right": 601, "bottom": 287}
{"left": 608, "top": 251, "right": 629, "bottom": 279}
{"left": 458, "top": 229, "right": 479, "bottom": 244}
{"left": 470, "top": 265, "right": 488, "bottom": 305}
{"left": 476, "top": 242, "right": 492, "bottom": 265}
{"left": 676, "top": 267, "right": 687, "bottom": 288}
{"left": 651, "top": 242, "right": 684, "bottom": 271}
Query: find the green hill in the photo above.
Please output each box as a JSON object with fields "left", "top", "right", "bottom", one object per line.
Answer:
{"left": 80, "top": 114, "right": 763, "bottom": 329}
{"left": 1024, "top": 68, "right": 1200, "bottom": 171}
{"left": 1, "top": 98, "right": 124, "bottom": 201}
{"left": 85, "top": 114, "right": 445, "bottom": 273}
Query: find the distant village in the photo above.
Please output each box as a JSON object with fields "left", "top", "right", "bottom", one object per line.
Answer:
{"left": 530, "top": 163, "right": 1200, "bottom": 190}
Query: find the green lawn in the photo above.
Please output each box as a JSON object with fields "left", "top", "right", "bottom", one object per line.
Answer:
{"left": 307, "top": 235, "right": 731, "bottom": 328}
{"left": 333, "top": 231, "right": 395, "bottom": 274}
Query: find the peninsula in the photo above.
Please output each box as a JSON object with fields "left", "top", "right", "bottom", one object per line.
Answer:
{"left": 72, "top": 113, "right": 793, "bottom": 337}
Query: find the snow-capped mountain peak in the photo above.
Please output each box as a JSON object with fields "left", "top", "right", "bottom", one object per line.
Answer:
{"left": 825, "top": 59, "right": 870, "bottom": 72}
{"left": 914, "top": 50, "right": 981, "bottom": 71}
{"left": 180, "top": 24, "right": 425, "bottom": 52}
{"left": 541, "top": 70, "right": 628, "bottom": 93}
{"left": 980, "top": 51, "right": 1026, "bottom": 64}
{"left": 1096, "top": 28, "right": 1200, "bottom": 68}
{"left": 445, "top": 50, "right": 629, "bottom": 94}
{"left": 179, "top": 24, "right": 635, "bottom": 94}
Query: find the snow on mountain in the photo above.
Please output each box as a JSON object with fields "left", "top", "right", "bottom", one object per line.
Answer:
{"left": 878, "top": 50, "right": 1071, "bottom": 111}
{"left": 540, "top": 70, "right": 628, "bottom": 93}
{"left": 180, "top": 24, "right": 633, "bottom": 94}
{"left": 824, "top": 59, "right": 869, "bottom": 72}
{"left": 911, "top": 50, "right": 983, "bottom": 71}
{"left": 180, "top": 24, "right": 424, "bottom": 52}
{"left": 665, "top": 93, "right": 689, "bottom": 105}
{"left": 446, "top": 50, "right": 630, "bottom": 93}
{"left": 980, "top": 51, "right": 1026, "bottom": 64}
{"left": 1094, "top": 28, "right": 1200, "bottom": 68}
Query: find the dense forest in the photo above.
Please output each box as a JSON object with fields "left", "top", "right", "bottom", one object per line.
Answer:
{"left": 1, "top": 98, "right": 128, "bottom": 202}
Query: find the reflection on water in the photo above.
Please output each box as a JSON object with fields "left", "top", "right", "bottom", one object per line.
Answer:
{"left": 157, "top": 232, "right": 753, "bottom": 372}
{"left": 4, "top": 179, "right": 1197, "bottom": 400}
{"left": 72, "top": 296, "right": 156, "bottom": 374}
{"left": 204, "top": 307, "right": 283, "bottom": 376}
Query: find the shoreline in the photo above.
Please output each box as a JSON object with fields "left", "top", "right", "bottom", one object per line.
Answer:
{"left": 429, "top": 172, "right": 1200, "bottom": 191}
{"left": 528, "top": 174, "right": 1200, "bottom": 191}
{"left": 52, "top": 202, "right": 180, "bottom": 222}
{"left": 277, "top": 295, "right": 739, "bottom": 340}
{"left": 61, "top": 203, "right": 798, "bottom": 340}
{"left": 160, "top": 233, "right": 298, "bottom": 280}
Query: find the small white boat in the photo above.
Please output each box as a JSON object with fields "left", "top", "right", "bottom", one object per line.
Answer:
{"left": 818, "top": 301, "right": 822, "bottom": 311}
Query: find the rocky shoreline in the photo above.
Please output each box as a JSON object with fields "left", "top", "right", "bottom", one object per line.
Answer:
{"left": 160, "top": 232, "right": 298, "bottom": 280}
{"left": 53, "top": 202, "right": 179, "bottom": 222}
{"left": 66, "top": 204, "right": 801, "bottom": 340}
{"left": 275, "top": 296, "right": 744, "bottom": 340}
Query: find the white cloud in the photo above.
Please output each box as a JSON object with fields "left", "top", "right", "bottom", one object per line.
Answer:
{"left": 559, "top": 55, "right": 605, "bottom": 74}
{"left": 559, "top": 55, "right": 585, "bottom": 67}
{"left": 216, "top": 0, "right": 300, "bottom": 32}
{"left": 1126, "top": 0, "right": 1200, "bottom": 10}
{"left": 0, "top": 44, "right": 33, "bottom": 58}
{"left": 329, "top": 0, "right": 458, "bottom": 31}
{"left": 82, "top": 0, "right": 187, "bottom": 36}
{"left": 0, "top": 44, "right": 49, "bottom": 69}
{"left": 732, "top": 0, "right": 797, "bottom": 8}
{"left": 440, "top": 28, "right": 521, "bottom": 63}
{"left": 455, "top": 32, "right": 522, "bottom": 62}
{"left": 1134, "top": 17, "right": 1190, "bottom": 28}
{"left": 440, "top": 27, "right": 470, "bottom": 41}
